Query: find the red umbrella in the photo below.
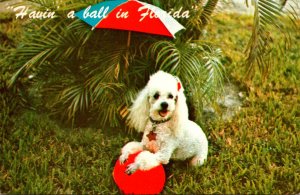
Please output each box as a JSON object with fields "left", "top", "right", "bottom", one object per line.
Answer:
{"left": 75, "top": 0, "right": 185, "bottom": 38}
{"left": 75, "top": 0, "right": 185, "bottom": 68}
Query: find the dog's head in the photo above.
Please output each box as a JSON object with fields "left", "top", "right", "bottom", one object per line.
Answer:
{"left": 127, "top": 71, "right": 188, "bottom": 132}
{"left": 147, "top": 71, "right": 180, "bottom": 121}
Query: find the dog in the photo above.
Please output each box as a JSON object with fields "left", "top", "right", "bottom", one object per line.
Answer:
{"left": 120, "top": 71, "right": 208, "bottom": 174}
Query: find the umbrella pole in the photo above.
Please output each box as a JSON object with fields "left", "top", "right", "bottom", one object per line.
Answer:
{"left": 125, "top": 31, "right": 131, "bottom": 71}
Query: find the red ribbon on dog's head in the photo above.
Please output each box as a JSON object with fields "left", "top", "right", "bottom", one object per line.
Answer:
{"left": 177, "top": 82, "right": 181, "bottom": 91}
{"left": 174, "top": 76, "right": 181, "bottom": 92}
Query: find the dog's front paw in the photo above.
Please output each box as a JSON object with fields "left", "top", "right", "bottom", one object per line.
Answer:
{"left": 119, "top": 153, "right": 129, "bottom": 164}
{"left": 125, "top": 163, "right": 139, "bottom": 175}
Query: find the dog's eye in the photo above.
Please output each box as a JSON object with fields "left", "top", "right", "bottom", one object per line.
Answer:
{"left": 153, "top": 93, "right": 160, "bottom": 100}
{"left": 168, "top": 94, "right": 174, "bottom": 99}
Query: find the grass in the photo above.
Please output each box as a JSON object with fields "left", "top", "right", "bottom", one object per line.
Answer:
{"left": 1, "top": 12, "right": 300, "bottom": 194}
{"left": 1, "top": 112, "right": 134, "bottom": 194}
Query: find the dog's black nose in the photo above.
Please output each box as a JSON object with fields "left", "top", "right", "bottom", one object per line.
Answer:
{"left": 161, "top": 102, "right": 168, "bottom": 110}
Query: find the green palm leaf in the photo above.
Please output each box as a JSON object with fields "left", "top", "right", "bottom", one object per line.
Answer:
{"left": 245, "top": 0, "right": 291, "bottom": 77}
{"left": 202, "top": 48, "right": 225, "bottom": 97}
{"left": 150, "top": 40, "right": 202, "bottom": 80}
{"left": 9, "top": 19, "right": 88, "bottom": 85}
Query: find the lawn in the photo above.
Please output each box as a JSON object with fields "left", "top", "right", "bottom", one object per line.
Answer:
{"left": 1, "top": 11, "right": 300, "bottom": 194}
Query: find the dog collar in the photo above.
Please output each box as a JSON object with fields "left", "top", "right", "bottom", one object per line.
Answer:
{"left": 147, "top": 117, "right": 171, "bottom": 141}
{"left": 149, "top": 117, "right": 171, "bottom": 125}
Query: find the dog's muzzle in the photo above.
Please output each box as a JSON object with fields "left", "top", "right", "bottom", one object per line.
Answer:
{"left": 159, "top": 102, "right": 169, "bottom": 117}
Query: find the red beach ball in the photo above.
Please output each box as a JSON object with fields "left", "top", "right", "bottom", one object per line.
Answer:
{"left": 113, "top": 151, "right": 166, "bottom": 194}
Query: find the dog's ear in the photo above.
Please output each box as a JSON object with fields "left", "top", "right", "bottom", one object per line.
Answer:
{"left": 172, "top": 78, "right": 189, "bottom": 134}
{"left": 127, "top": 86, "right": 149, "bottom": 132}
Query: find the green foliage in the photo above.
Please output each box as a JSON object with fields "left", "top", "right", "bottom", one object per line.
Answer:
{"left": 0, "top": 13, "right": 28, "bottom": 130}
{"left": 5, "top": 0, "right": 227, "bottom": 127}
{"left": 1, "top": 77, "right": 299, "bottom": 193}
{"left": 0, "top": 71, "right": 29, "bottom": 130}
{"left": 4, "top": 0, "right": 298, "bottom": 127}
{"left": 244, "top": 0, "right": 297, "bottom": 78}
{"left": 1, "top": 11, "right": 299, "bottom": 194}
{"left": 0, "top": 112, "right": 130, "bottom": 193}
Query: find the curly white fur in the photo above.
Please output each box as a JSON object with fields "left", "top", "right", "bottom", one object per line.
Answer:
{"left": 121, "top": 71, "right": 208, "bottom": 174}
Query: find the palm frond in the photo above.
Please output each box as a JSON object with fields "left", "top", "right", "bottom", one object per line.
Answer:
{"left": 9, "top": 19, "right": 89, "bottom": 85}
{"left": 149, "top": 40, "right": 203, "bottom": 81}
{"left": 59, "top": 83, "right": 91, "bottom": 119}
{"left": 200, "top": 0, "right": 220, "bottom": 28}
{"left": 202, "top": 47, "right": 225, "bottom": 99}
{"left": 245, "top": 0, "right": 290, "bottom": 78}
{"left": 55, "top": 81, "right": 123, "bottom": 120}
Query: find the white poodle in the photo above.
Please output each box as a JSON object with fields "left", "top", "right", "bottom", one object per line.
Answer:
{"left": 120, "top": 71, "right": 208, "bottom": 174}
